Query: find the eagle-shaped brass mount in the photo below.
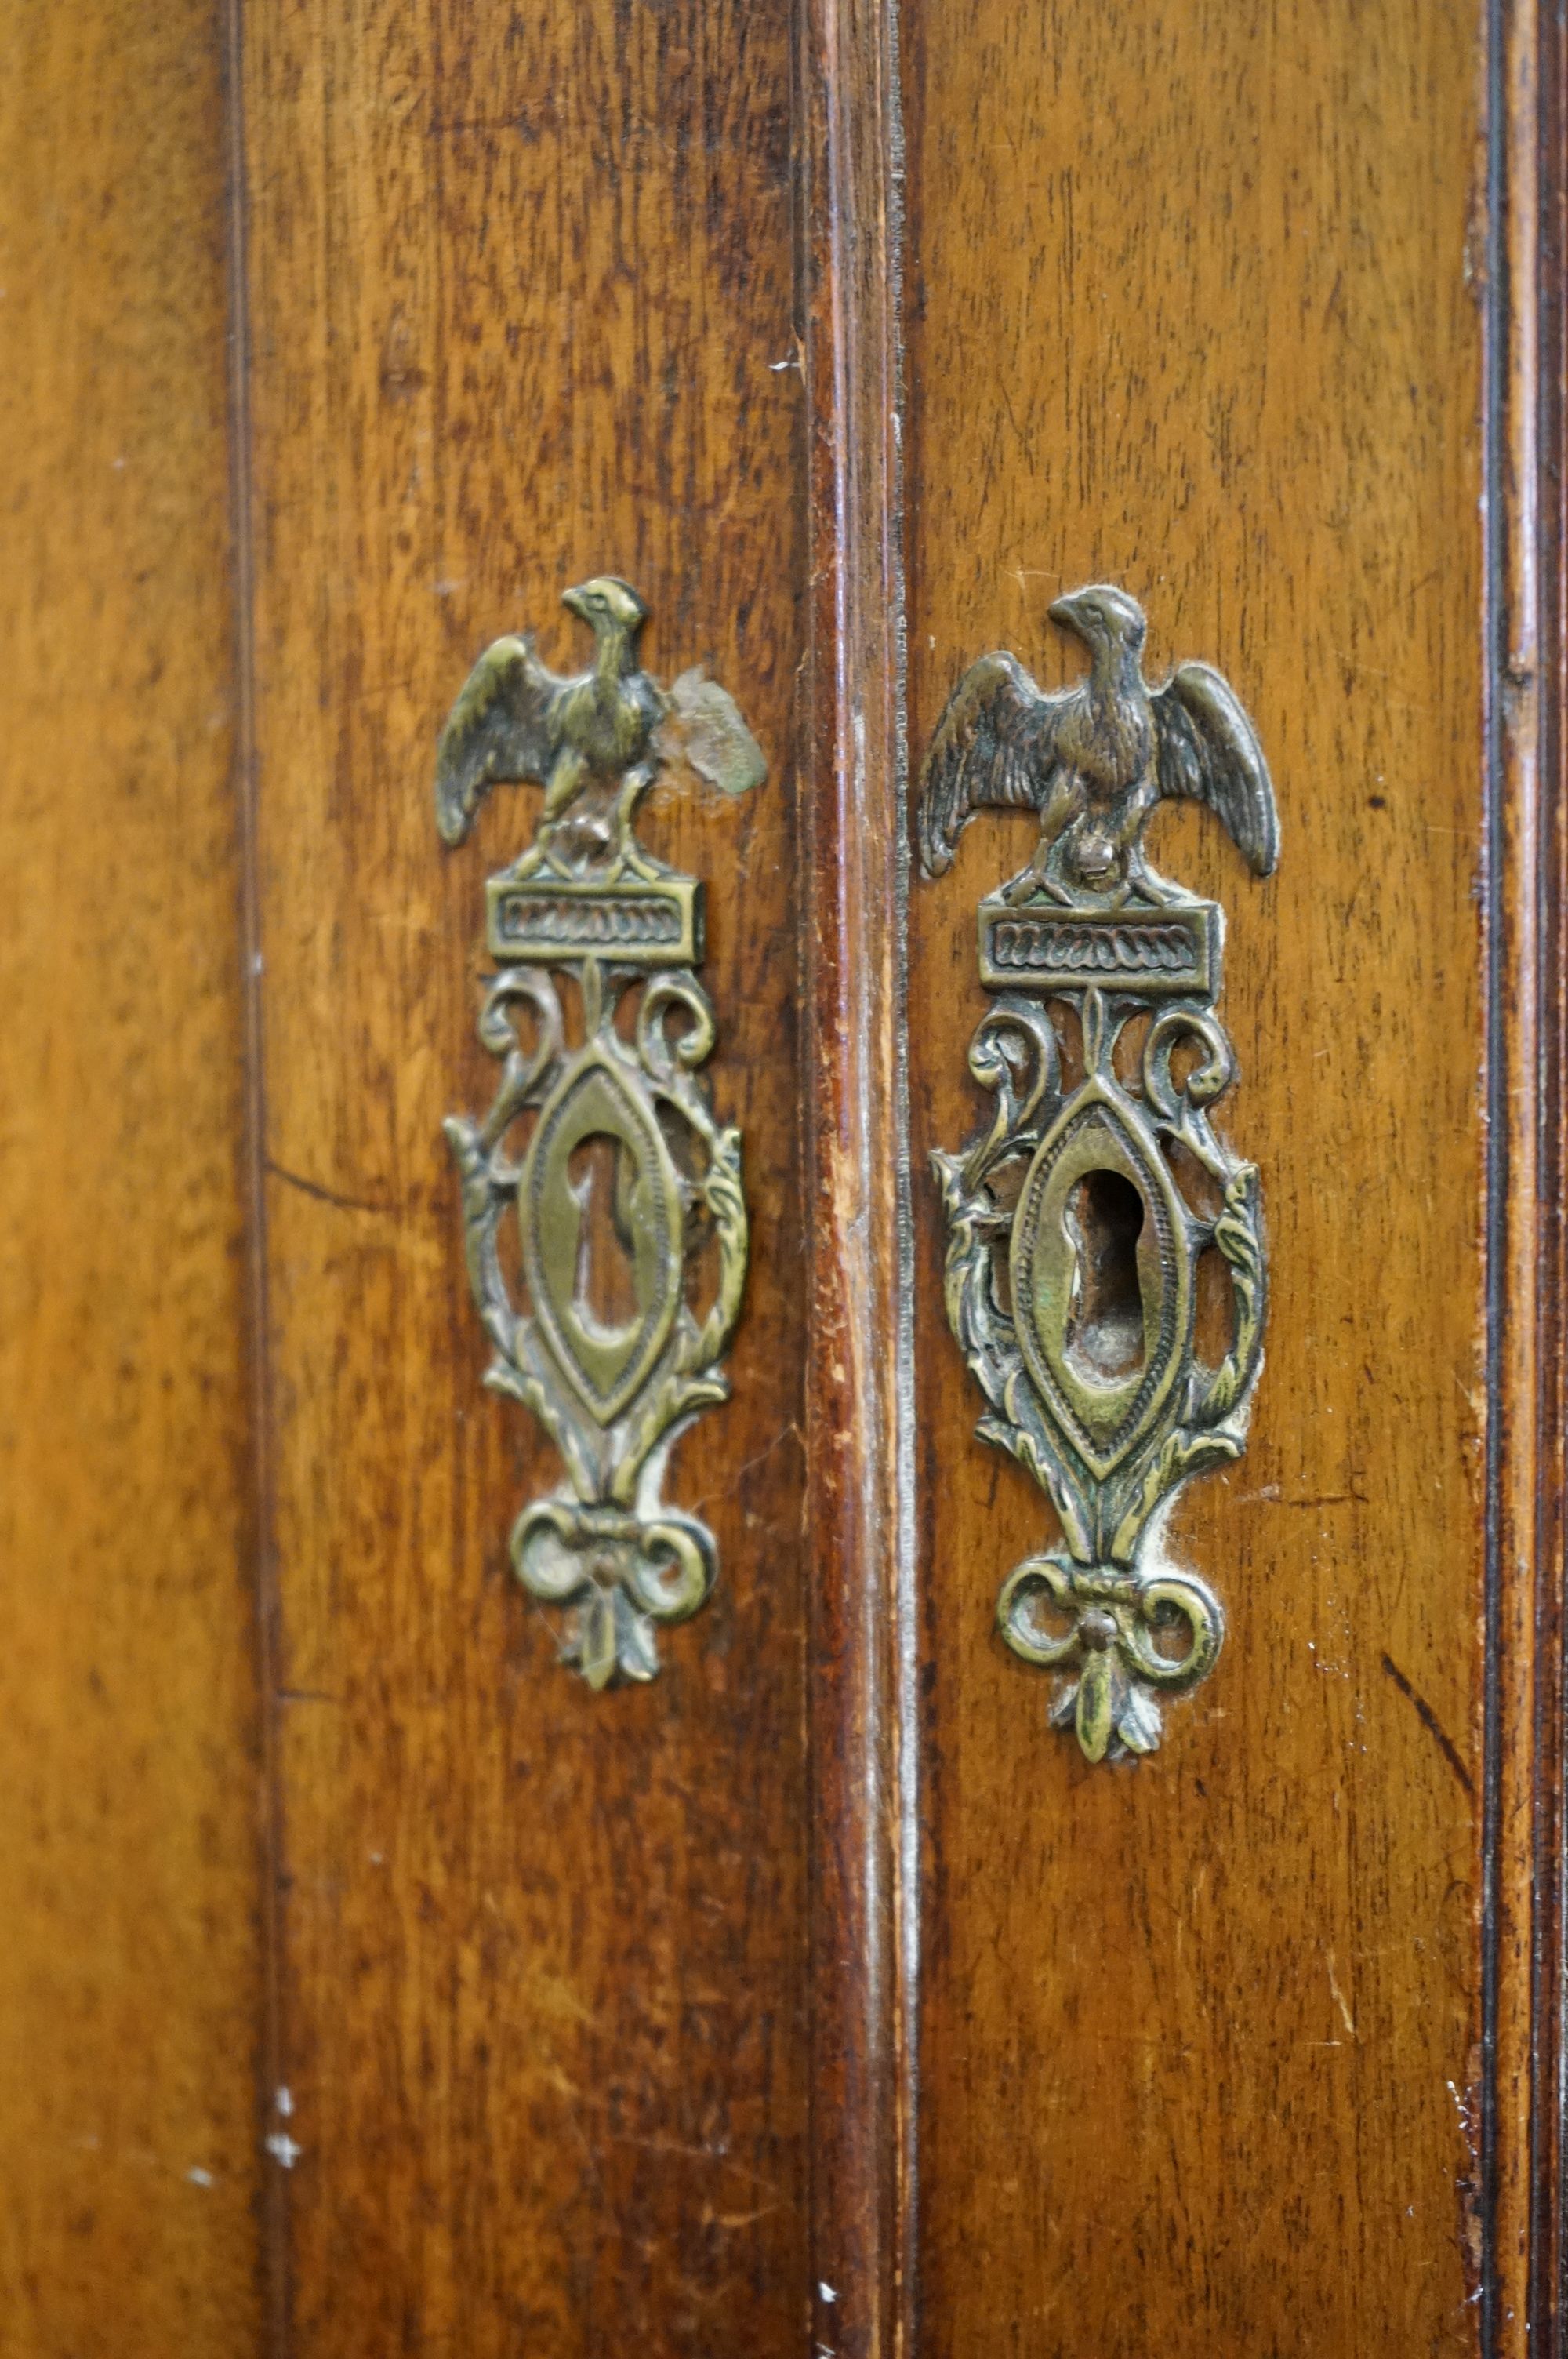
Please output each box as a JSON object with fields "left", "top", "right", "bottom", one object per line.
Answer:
{"left": 918, "top": 586, "right": 1276, "bottom": 1762}
{"left": 436, "top": 577, "right": 764, "bottom": 1688}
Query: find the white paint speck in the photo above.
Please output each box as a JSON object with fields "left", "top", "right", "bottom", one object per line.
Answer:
{"left": 275, "top": 2086, "right": 293, "bottom": 2118}
{"left": 818, "top": 2284, "right": 838, "bottom": 2305}
{"left": 187, "top": 2166, "right": 214, "bottom": 2188}
{"left": 265, "top": 2133, "right": 302, "bottom": 2170}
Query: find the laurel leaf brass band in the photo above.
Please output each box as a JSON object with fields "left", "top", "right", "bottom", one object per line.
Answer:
{"left": 437, "top": 577, "right": 761, "bottom": 1688}
{"left": 918, "top": 583, "right": 1276, "bottom": 1762}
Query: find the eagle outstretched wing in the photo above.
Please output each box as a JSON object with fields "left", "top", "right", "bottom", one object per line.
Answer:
{"left": 652, "top": 667, "right": 767, "bottom": 798}
{"left": 1151, "top": 662, "right": 1279, "bottom": 877}
{"left": 434, "top": 634, "right": 567, "bottom": 846}
{"left": 916, "top": 652, "right": 1076, "bottom": 878}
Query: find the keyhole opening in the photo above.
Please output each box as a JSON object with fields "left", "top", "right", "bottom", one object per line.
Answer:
{"left": 1064, "top": 1168, "right": 1146, "bottom": 1380}
{"left": 567, "top": 1133, "right": 641, "bottom": 1339}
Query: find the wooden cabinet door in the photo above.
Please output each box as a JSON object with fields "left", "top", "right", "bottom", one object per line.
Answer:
{"left": 1, "top": 2, "right": 1564, "bottom": 2355}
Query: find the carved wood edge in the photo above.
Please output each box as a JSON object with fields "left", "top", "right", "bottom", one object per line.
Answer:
{"left": 1486, "top": 3, "right": 1568, "bottom": 2349}
{"left": 797, "top": 0, "right": 917, "bottom": 2351}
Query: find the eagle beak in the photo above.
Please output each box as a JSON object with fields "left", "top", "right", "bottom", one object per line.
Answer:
{"left": 1047, "top": 592, "right": 1082, "bottom": 631}
{"left": 562, "top": 583, "right": 591, "bottom": 622}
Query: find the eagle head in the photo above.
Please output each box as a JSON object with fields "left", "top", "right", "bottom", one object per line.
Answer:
{"left": 1047, "top": 583, "right": 1147, "bottom": 661}
{"left": 563, "top": 576, "right": 648, "bottom": 639}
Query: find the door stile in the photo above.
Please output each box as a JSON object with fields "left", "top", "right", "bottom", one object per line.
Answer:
{"left": 0, "top": 6, "right": 267, "bottom": 2346}
{"left": 227, "top": 0, "right": 815, "bottom": 2345}
{"left": 797, "top": 1, "right": 919, "bottom": 2353}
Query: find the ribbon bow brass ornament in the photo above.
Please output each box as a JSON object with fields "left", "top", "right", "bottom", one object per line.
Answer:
{"left": 918, "top": 585, "right": 1277, "bottom": 1762}
{"left": 437, "top": 577, "right": 764, "bottom": 1689}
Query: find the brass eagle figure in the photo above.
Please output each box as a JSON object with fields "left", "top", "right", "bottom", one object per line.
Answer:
{"left": 917, "top": 583, "right": 1278, "bottom": 903}
{"left": 435, "top": 575, "right": 765, "bottom": 866}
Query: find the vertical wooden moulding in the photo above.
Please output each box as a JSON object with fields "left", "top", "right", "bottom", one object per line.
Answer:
{"left": 1535, "top": 10, "right": 1568, "bottom": 2339}
{"left": 220, "top": 0, "right": 287, "bottom": 2343}
{"left": 797, "top": 0, "right": 919, "bottom": 2354}
{"left": 1486, "top": 1, "right": 1568, "bottom": 2349}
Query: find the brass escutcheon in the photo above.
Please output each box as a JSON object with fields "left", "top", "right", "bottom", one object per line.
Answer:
{"left": 435, "top": 577, "right": 764, "bottom": 1688}
{"left": 918, "top": 583, "right": 1276, "bottom": 1762}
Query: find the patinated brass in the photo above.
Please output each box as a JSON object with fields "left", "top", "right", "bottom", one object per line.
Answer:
{"left": 918, "top": 584, "right": 1276, "bottom": 1761}
{"left": 437, "top": 578, "right": 763, "bottom": 1688}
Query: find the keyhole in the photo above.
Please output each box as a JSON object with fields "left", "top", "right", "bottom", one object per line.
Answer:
{"left": 567, "top": 1133, "right": 641, "bottom": 1338}
{"left": 1063, "top": 1168, "right": 1146, "bottom": 1379}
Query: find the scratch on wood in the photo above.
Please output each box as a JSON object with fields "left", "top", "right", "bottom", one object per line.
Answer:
{"left": 1379, "top": 1652, "right": 1476, "bottom": 1797}
{"left": 263, "top": 1158, "right": 392, "bottom": 1218}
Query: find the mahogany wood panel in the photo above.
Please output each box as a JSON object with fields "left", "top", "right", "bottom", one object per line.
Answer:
{"left": 904, "top": 2, "right": 1489, "bottom": 2350}
{"left": 0, "top": 5, "right": 263, "bottom": 2353}
{"left": 7, "top": 2, "right": 1565, "bottom": 2350}
{"left": 234, "top": 2, "right": 810, "bottom": 2350}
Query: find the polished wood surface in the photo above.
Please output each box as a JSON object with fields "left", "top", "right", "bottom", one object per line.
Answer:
{"left": 0, "top": 5, "right": 263, "bottom": 2352}
{"left": 236, "top": 2, "right": 809, "bottom": 2347}
{"left": 6, "top": 0, "right": 1568, "bottom": 2351}
{"left": 904, "top": 2, "right": 1489, "bottom": 2350}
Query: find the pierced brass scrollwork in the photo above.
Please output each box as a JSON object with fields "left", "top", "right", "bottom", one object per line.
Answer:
{"left": 436, "top": 577, "right": 764, "bottom": 1688}
{"left": 918, "top": 585, "right": 1276, "bottom": 1762}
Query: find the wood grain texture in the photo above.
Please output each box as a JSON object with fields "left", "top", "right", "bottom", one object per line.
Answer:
{"left": 797, "top": 0, "right": 918, "bottom": 2353}
{"left": 903, "top": 2, "right": 1490, "bottom": 2350}
{"left": 0, "top": 5, "right": 263, "bottom": 2352}
{"left": 9, "top": 4, "right": 1567, "bottom": 2350}
{"left": 234, "top": 2, "right": 810, "bottom": 2348}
